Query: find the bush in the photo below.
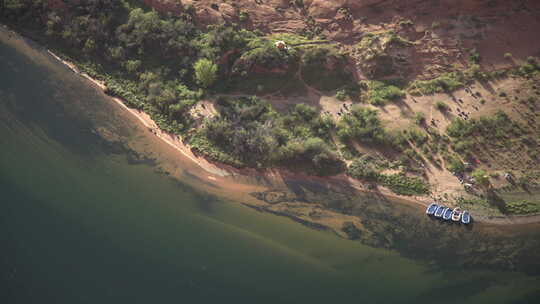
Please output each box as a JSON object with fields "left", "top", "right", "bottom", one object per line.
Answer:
{"left": 469, "top": 48, "right": 481, "bottom": 64}
{"left": 434, "top": 101, "right": 449, "bottom": 111}
{"left": 406, "top": 129, "right": 428, "bottom": 146}
{"left": 239, "top": 11, "right": 249, "bottom": 22}
{"left": 414, "top": 112, "right": 425, "bottom": 125}
{"left": 348, "top": 160, "right": 430, "bottom": 195}
{"left": 347, "top": 158, "right": 380, "bottom": 181}
{"left": 471, "top": 169, "right": 490, "bottom": 187}
{"left": 445, "top": 154, "right": 465, "bottom": 173}
{"left": 301, "top": 46, "right": 351, "bottom": 91}
{"left": 379, "top": 174, "right": 430, "bottom": 196}
{"left": 336, "top": 89, "right": 348, "bottom": 101}
{"left": 194, "top": 58, "right": 218, "bottom": 88}
{"left": 446, "top": 118, "right": 476, "bottom": 138}
{"left": 408, "top": 72, "right": 464, "bottom": 95}
{"left": 337, "top": 106, "right": 388, "bottom": 145}
{"left": 277, "top": 137, "right": 345, "bottom": 176}
{"left": 365, "top": 80, "right": 405, "bottom": 105}
{"left": 506, "top": 200, "right": 540, "bottom": 215}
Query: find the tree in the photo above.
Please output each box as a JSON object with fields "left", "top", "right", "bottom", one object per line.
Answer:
{"left": 194, "top": 59, "right": 218, "bottom": 88}
{"left": 124, "top": 59, "right": 141, "bottom": 73}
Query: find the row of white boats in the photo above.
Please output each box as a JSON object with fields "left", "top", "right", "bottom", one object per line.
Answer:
{"left": 426, "top": 203, "right": 471, "bottom": 224}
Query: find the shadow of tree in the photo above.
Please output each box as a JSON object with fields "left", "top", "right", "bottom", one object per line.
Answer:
{"left": 486, "top": 189, "right": 508, "bottom": 214}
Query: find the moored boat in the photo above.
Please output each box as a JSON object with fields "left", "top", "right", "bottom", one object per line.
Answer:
{"left": 426, "top": 203, "right": 438, "bottom": 215}
{"left": 442, "top": 208, "right": 453, "bottom": 220}
{"left": 462, "top": 210, "right": 471, "bottom": 224}
{"left": 434, "top": 205, "right": 446, "bottom": 218}
{"left": 451, "top": 208, "right": 462, "bottom": 222}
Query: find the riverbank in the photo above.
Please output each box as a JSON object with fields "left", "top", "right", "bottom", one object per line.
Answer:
{"left": 45, "top": 41, "right": 540, "bottom": 227}
{"left": 61, "top": 48, "right": 540, "bottom": 226}
{"left": 3, "top": 24, "right": 538, "bottom": 227}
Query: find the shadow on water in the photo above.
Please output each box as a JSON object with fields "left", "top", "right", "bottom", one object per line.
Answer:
{"left": 0, "top": 38, "right": 120, "bottom": 158}
{"left": 262, "top": 176, "right": 540, "bottom": 275}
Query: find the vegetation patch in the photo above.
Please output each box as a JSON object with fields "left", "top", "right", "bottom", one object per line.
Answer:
{"left": 363, "top": 80, "right": 405, "bottom": 105}
{"left": 434, "top": 101, "right": 449, "bottom": 112}
{"left": 408, "top": 72, "right": 465, "bottom": 95}
{"left": 337, "top": 106, "right": 392, "bottom": 146}
{"left": 379, "top": 174, "right": 430, "bottom": 196}
{"left": 347, "top": 159, "right": 429, "bottom": 196}
{"left": 506, "top": 200, "right": 540, "bottom": 215}
{"left": 300, "top": 46, "right": 352, "bottom": 91}
{"left": 356, "top": 31, "right": 413, "bottom": 78}
{"left": 447, "top": 111, "right": 526, "bottom": 145}
{"left": 191, "top": 97, "right": 345, "bottom": 175}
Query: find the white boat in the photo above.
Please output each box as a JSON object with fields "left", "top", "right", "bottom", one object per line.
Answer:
{"left": 462, "top": 211, "right": 471, "bottom": 224}
{"left": 442, "top": 208, "right": 453, "bottom": 220}
{"left": 434, "top": 205, "right": 446, "bottom": 218}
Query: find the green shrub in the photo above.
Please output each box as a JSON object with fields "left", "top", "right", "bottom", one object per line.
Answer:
{"left": 452, "top": 139, "right": 474, "bottom": 153}
{"left": 446, "top": 118, "right": 476, "bottom": 138}
{"left": 335, "top": 83, "right": 361, "bottom": 101}
{"left": 194, "top": 58, "right": 218, "bottom": 88}
{"left": 348, "top": 161, "right": 430, "bottom": 195}
{"left": 469, "top": 48, "right": 481, "bottom": 64}
{"left": 378, "top": 174, "right": 430, "bottom": 196}
{"left": 414, "top": 112, "right": 425, "bottom": 125}
{"left": 471, "top": 169, "right": 490, "bottom": 187}
{"left": 408, "top": 72, "right": 464, "bottom": 95}
{"left": 506, "top": 200, "right": 540, "bottom": 215}
{"left": 239, "top": 11, "right": 249, "bottom": 22}
{"left": 364, "top": 80, "right": 405, "bottom": 105}
{"left": 337, "top": 106, "right": 389, "bottom": 145}
{"left": 444, "top": 154, "right": 465, "bottom": 173}
{"left": 406, "top": 129, "right": 428, "bottom": 146}
{"left": 347, "top": 159, "right": 380, "bottom": 181}
{"left": 336, "top": 89, "right": 348, "bottom": 101}
{"left": 434, "top": 101, "right": 449, "bottom": 111}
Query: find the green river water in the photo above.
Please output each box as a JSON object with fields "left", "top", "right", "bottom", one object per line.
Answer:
{"left": 1, "top": 28, "right": 539, "bottom": 303}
